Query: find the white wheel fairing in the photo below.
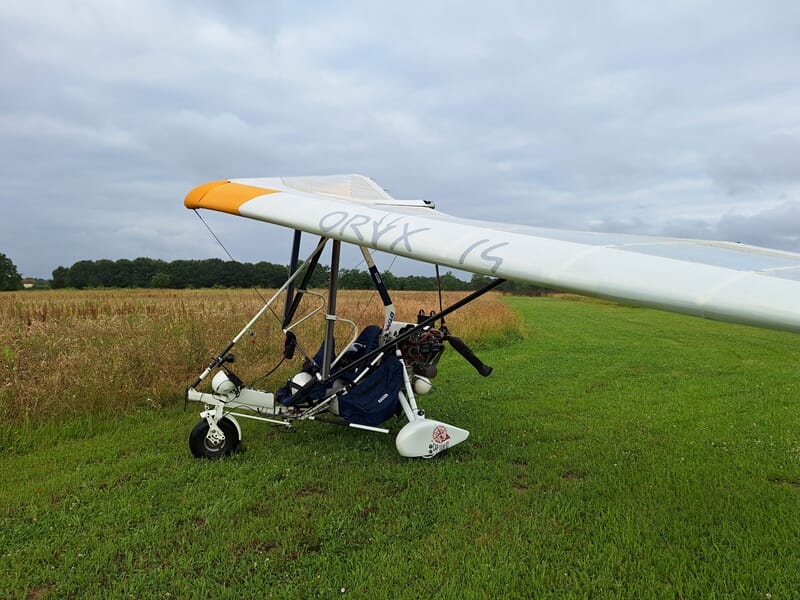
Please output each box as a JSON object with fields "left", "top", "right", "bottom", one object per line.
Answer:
{"left": 395, "top": 419, "right": 469, "bottom": 458}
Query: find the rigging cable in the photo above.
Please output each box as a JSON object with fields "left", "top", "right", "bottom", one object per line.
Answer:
{"left": 435, "top": 264, "right": 445, "bottom": 328}
{"left": 193, "top": 210, "right": 273, "bottom": 308}
{"left": 193, "top": 209, "right": 312, "bottom": 374}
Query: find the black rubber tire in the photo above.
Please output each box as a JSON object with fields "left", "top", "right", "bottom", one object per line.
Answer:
{"left": 189, "top": 416, "right": 240, "bottom": 459}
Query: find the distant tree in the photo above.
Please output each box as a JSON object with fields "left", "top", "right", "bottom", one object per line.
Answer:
{"left": 308, "top": 263, "right": 330, "bottom": 288}
{"left": 437, "top": 271, "right": 470, "bottom": 291}
{"left": 469, "top": 273, "right": 492, "bottom": 290}
{"left": 380, "top": 271, "right": 399, "bottom": 290}
{"left": 339, "top": 268, "right": 373, "bottom": 289}
{"left": 0, "top": 253, "right": 23, "bottom": 291}
{"left": 51, "top": 266, "right": 69, "bottom": 289}
{"left": 254, "top": 261, "right": 289, "bottom": 288}
{"left": 65, "top": 260, "right": 99, "bottom": 289}
{"left": 499, "top": 279, "right": 555, "bottom": 296}
{"left": 113, "top": 259, "right": 136, "bottom": 287}
{"left": 166, "top": 259, "right": 197, "bottom": 288}
{"left": 94, "top": 259, "right": 116, "bottom": 287}
{"left": 399, "top": 275, "right": 437, "bottom": 291}
{"left": 30, "top": 278, "right": 51, "bottom": 289}
{"left": 130, "top": 257, "right": 166, "bottom": 287}
{"left": 150, "top": 272, "right": 172, "bottom": 288}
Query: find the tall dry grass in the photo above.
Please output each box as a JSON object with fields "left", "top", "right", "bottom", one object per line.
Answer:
{"left": 0, "top": 288, "right": 521, "bottom": 425}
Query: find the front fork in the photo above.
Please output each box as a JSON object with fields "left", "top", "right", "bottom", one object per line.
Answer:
{"left": 199, "top": 405, "right": 241, "bottom": 445}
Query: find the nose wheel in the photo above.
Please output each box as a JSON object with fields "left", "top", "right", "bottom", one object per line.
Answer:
{"left": 189, "top": 416, "right": 240, "bottom": 458}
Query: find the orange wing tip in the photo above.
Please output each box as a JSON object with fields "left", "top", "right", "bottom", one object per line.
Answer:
{"left": 184, "top": 180, "right": 228, "bottom": 209}
{"left": 184, "top": 180, "right": 279, "bottom": 215}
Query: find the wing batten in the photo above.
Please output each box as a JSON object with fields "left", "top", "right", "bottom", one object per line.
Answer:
{"left": 185, "top": 176, "right": 800, "bottom": 333}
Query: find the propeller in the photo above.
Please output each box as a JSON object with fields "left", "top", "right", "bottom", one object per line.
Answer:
{"left": 445, "top": 334, "right": 493, "bottom": 377}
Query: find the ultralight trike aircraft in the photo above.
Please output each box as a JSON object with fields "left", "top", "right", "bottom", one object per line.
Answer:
{"left": 184, "top": 174, "right": 800, "bottom": 459}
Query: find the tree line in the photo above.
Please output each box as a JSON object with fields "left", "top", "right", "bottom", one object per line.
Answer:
{"left": 51, "top": 258, "right": 295, "bottom": 290}
{"left": 48, "top": 257, "right": 553, "bottom": 294}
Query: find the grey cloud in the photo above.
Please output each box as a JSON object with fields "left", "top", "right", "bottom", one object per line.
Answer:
{"left": 2, "top": 0, "right": 799, "bottom": 278}
{"left": 707, "top": 131, "right": 800, "bottom": 195}
{"left": 715, "top": 200, "right": 800, "bottom": 249}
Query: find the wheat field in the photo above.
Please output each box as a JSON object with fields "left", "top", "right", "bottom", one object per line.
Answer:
{"left": 0, "top": 288, "right": 521, "bottom": 424}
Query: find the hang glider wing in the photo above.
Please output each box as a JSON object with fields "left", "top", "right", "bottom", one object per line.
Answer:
{"left": 186, "top": 174, "right": 800, "bottom": 333}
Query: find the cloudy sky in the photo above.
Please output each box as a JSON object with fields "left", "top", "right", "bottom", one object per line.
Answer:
{"left": 2, "top": 1, "right": 799, "bottom": 278}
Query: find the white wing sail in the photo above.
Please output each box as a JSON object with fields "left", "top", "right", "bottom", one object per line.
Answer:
{"left": 185, "top": 175, "right": 800, "bottom": 333}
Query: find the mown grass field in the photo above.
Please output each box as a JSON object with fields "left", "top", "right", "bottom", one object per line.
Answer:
{"left": 1, "top": 291, "right": 799, "bottom": 598}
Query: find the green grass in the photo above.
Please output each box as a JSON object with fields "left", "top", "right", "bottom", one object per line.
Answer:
{"left": 2, "top": 296, "right": 799, "bottom": 599}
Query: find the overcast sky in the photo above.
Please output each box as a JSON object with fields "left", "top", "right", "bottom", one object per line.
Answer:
{"left": 2, "top": 1, "right": 799, "bottom": 278}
